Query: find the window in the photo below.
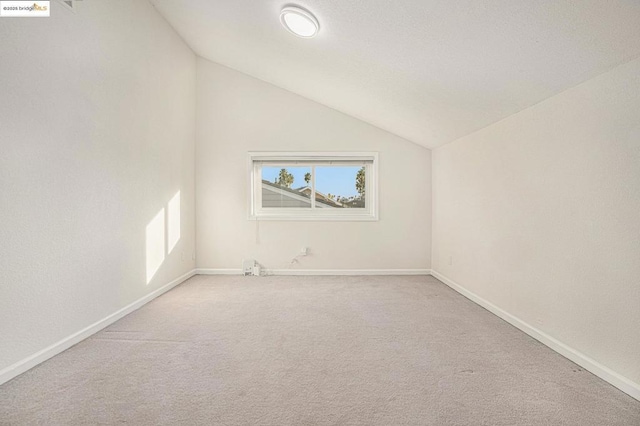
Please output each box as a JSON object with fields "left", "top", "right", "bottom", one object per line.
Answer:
{"left": 249, "top": 152, "right": 378, "bottom": 221}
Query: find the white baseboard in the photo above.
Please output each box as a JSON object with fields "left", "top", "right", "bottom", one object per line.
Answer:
{"left": 0, "top": 269, "right": 197, "bottom": 387}
{"left": 196, "top": 268, "right": 243, "bottom": 275}
{"left": 430, "top": 270, "right": 640, "bottom": 402}
{"left": 196, "top": 268, "right": 431, "bottom": 276}
{"left": 268, "top": 269, "right": 431, "bottom": 276}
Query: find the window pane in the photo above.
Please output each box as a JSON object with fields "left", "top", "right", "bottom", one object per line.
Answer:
{"left": 315, "top": 166, "right": 365, "bottom": 209}
{"left": 261, "top": 166, "right": 312, "bottom": 208}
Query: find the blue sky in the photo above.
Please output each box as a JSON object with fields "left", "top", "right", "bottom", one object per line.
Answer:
{"left": 262, "top": 166, "right": 361, "bottom": 198}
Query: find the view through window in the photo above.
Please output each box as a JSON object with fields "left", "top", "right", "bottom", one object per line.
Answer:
{"left": 249, "top": 153, "right": 377, "bottom": 220}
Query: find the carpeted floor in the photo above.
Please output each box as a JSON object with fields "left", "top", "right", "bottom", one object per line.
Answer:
{"left": 1, "top": 275, "right": 639, "bottom": 425}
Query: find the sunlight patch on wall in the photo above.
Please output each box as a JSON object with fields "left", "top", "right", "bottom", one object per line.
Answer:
{"left": 146, "top": 208, "right": 165, "bottom": 284}
{"left": 167, "top": 191, "right": 181, "bottom": 254}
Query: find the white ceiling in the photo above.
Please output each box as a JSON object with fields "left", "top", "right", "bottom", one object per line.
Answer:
{"left": 150, "top": 0, "right": 640, "bottom": 149}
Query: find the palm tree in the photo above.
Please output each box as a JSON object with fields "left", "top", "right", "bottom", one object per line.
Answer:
{"left": 356, "top": 166, "right": 365, "bottom": 198}
{"left": 275, "top": 168, "right": 294, "bottom": 188}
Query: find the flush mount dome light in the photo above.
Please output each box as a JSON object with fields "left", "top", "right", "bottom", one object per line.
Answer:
{"left": 280, "top": 6, "right": 319, "bottom": 38}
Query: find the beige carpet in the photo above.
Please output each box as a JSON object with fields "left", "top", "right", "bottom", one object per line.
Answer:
{"left": 1, "top": 275, "right": 638, "bottom": 425}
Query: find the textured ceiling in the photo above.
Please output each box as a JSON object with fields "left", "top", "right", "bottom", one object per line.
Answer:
{"left": 150, "top": 0, "right": 640, "bottom": 148}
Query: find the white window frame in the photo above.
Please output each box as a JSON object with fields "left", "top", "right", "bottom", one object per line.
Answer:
{"left": 248, "top": 152, "right": 379, "bottom": 221}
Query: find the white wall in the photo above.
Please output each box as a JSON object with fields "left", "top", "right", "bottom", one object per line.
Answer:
{"left": 196, "top": 59, "right": 431, "bottom": 272}
{"left": 0, "top": 0, "right": 196, "bottom": 376}
{"left": 432, "top": 58, "right": 640, "bottom": 389}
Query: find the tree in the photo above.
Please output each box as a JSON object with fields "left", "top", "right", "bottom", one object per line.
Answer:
{"left": 275, "top": 168, "right": 294, "bottom": 188}
{"left": 355, "top": 166, "right": 365, "bottom": 198}
{"left": 304, "top": 172, "right": 311, "bottom": 185}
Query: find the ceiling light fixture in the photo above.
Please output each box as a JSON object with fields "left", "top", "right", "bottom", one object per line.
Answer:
{"left": 280, "top": 6, "right": 319, "bottom": 38}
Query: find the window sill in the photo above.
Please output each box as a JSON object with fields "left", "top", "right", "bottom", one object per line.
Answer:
{"left": 248, "top": 214, "right": 378, "bottom": 222}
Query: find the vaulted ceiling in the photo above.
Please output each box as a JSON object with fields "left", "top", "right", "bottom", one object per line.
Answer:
{"left": 150, "top": 0, "right": 640, "bottom": 148}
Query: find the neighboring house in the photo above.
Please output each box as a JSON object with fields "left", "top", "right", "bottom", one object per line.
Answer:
{"left": 297, "top": 186, "right": 365, "bottom": 208}
{"left": 262, "top": 180, "right": 349, "bottom": 208}
{"left": 295, "top": 186, "right": 343, "bottom": 207}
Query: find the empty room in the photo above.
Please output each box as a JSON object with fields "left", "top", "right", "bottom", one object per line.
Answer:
{"left": 1, "top": 0, "right": 639, "bottom": 424}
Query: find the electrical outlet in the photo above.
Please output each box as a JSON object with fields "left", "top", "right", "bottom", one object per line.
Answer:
{"left": 253, "top": 264, "right": 261, "bottom": 276}
{"left": 301, "top": 247, "right": 308, "bottom": 255}
{"left": 242, "top": 259, "right": 255, "bottom": 276}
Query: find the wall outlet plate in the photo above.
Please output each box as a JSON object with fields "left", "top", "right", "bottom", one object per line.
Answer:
{"left": 242, "top": 259, "right": 255, "bottom": 276}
